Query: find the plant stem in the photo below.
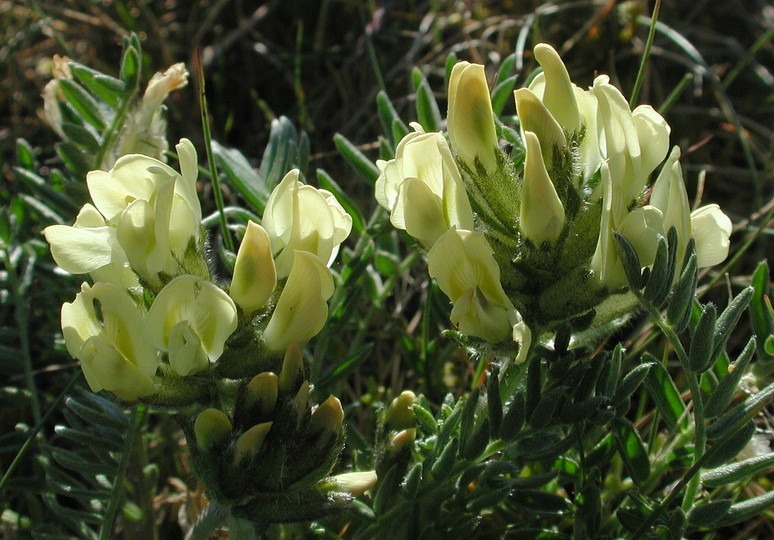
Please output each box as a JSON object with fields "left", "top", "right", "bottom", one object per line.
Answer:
{"left": 629, "top": 0, "right": 661, "bottom": 108}
{"left": 681, "top": 372, "right": 706, "bottom": 514}
{"left": 196, "top": 49, "right": 234, "bottom": 253}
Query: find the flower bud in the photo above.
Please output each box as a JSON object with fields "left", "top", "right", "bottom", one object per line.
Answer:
{"left": 294, "top": 381, "right": 311, "bottom": 415}
{"left": 388, "top": 428, "right": 416, "bottom": 458}
{"left": 278, "top": 343, "right": 304, "bottom": 394}
{"left": 447, "top": 62, "right": 499, "bottom": 173}
{"left": 520, "top": 131, "right": 565, "bottom": 245}
{"left": 245, "top": 372, "right": 279, "bottom": 417}
{"left": 386, "top": 390, "right": 416, "bottom": 431}
{"left": 308, "top": 395, "right": 344, "bottom": 435}
{"left": 650, "top": 146, "right": 691, "bottom": 264}
{"left": 233, "top": 422, "right": 273, "bottom": 463}
{"left": 331, "top": 471, "right": 378, "bottom": 496}
{"left": 532, "top": 43, "right": 580, "bottom": 132}
{"left": 194, "top": 408, "right": 233, "bottom": 449}
{"left": 230, "top": 221, "right": 277, "bottom": 314}
{"left": 263, "top": 251, "right": 335, "bottom": 352}
{"left": 514, "top": 88, "right": 567, "bottom": 169}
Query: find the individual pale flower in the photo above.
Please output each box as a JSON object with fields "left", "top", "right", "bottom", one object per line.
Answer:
{"left": 230, "top": 221, "right": 277, "bottom": 314}
{"left": 592, "top": 76, "right": 670, "bottom": 205}
{"left": 520, "top": 131, "right": 565, "bottom": 245}
{"left": 47, "top": 139, "right": 202, "bottom": 286}
{"left": 375, "top": 124, "right": 474, "bottom": 247}
{"left": 44, "top": 203, "right": 138, "bottom": 290}
{"left": 447, "top": 62, "right": 499, "bottom": 174}
{"left": 512, "top": 313, "right": 532, "bottom": 364}
{"left": 41, "top": 55, "right": 72, "bottom": 138}
{"left": 262, "top": 169, "right": 352, "bottom": 278}
{"left": 194, "top": 408, "right": 233, "bottom": 449}
{"left": 145, "top": 275, "right": 238, "bottom": 375}
{"left": 591, "top": 164, "right": 665, "bottom": 289}
{"left": 427, "top": 229, "right": 518, "bottom": 343}
{"left": 690, "top": 205, "right": 732, "bottom": 267}
{"left": 330, "top": 471, "right": 378, "bottom": 496}
{"left": 262, "top": 250, "right": 335, "bottom": 351}
{"left": 62, "top": 282, "right": 157, "bottom": 401}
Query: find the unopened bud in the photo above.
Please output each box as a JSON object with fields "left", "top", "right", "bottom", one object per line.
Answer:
{"left": 389, "top": 428, "right": 416, "bottom": 458}
{"left": 194, "top": 408, "right": 232, "bottom": 449}
{"left": 332, "top": 471, "right": 378, "bottom": 496}
{"left": 386, "top": 390, "right": 416, "bottom": 430}
{"left": 233, "top": 422, "right": 273, "bottom": 464}
{"left": 245, "top": 372, "right": 279, "bottom": 417}
{"left": 294, "top": 380, "right": 311, "bottom": 414}
{"left": 520, "top": 131, "right": 565, "bottom": 245}
{"left": 278, "top": 343, "right": 304, "bottom": 393}
{"left": 308, "top": 395, "right": 344, "bottom": 435}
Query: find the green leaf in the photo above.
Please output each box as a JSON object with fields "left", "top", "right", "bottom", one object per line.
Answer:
{"left": 458, "top": 387, "right": 481, "bottom": 456}
{"left": 414, "top": 76, "right": 442, "bottom": 132}
{"left": 667, "top": 251, "right": 697, "bottom": 332}
{"left": 211, "top": 140, "right": 267, "bottom": 213}
{"left": 707, "top": 381, "right": 774, "bottom": 440}
{"left": 56, "top": 141, "right": 92, "bottom": 175}
{"left": 491, "top": 75, "right": 517, "bottom": 116}
{"left": 712, "top": 287, "right": 754, "bottom": 360}
{"left": 749, "top": 260, "right": 774, "bottom": 363}
{"left": 69, "top": 62, "right": 126, "bottom": 106}
{"left": 61, "top": 121, "right": 100, "bottom": 151}
{"left": 119, "top": 42, "right": 141, "bottom": 91}
{"left": 613, "top": 362, "right": 655, "bottom": 406}
{"left": 401, "top": 462, "right": 423, "bottom": 498}
{"left": 499, "top": 393, "right": 525, "bottom": 442}
{"left": 528, "top": 386, "right": 566, "bottom": 428}
{"left": 643, "top": 235, "right": 670, "bottom": 305}
{"left": 334, "top": 133, "right": 380, "bottom": 184}
{"left": 686, "top": 303, "right": 717, "bottom": 372}
{"left": 486, "top": 365, "right": 502, "bottom": 437}
{"left": 509, "top": 490, "right": 571, "bottom": 515}
{"left": 376, "top": 90, "right": 407, "bottom": 146}
{"left": 705, "top": 337, "right": 756, "bottom": 417}
{"left": 703, "top": 420, "right": 756, "bottom": 469}
{"left": 715, "top": 489, "right": 774, "bottom": 527}
{"left": 15, "top": 138, "right": 37, "bottom": 169}
{"left": 430, "top": 437, "right": 458, "bottom": 479}
{"left": 613, "top": 418, "right": 650, "bottom": 485}
{"left": 687, "top": 499, "right": 732, "bottom": 526}
{"left": 614, "top": 232, "right": 643, "bottom": 290}
{"left": 58, "top": 79, "right": 108, "bottom": 131}
{"left": 645, "top": 360, "right": 686, "bottom": 428}
{"left": 600, "top": 343, "right": 623, "bottom": 398}
{"left": 258, "top": 116, "right": 300, "bottom": 189}
{"left": 702, "top": 451, "right": 774, "bottom": 487}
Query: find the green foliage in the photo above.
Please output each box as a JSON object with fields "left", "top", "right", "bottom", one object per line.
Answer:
{"left": 2, "top": 1, "right": 772, "bottom": 539}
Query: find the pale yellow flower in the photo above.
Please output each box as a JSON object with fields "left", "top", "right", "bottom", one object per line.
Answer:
{"left": 447, "top": 62, "right": 499, "bottom": 173}
{"left": 262, "top": 170, "right": 351, "bottom": 278}
{"left": 427, "top": 229, "right": 518, "bottom": 343}
{"left": 145, "top": 275, "right": 238, "bottom": 375}
{"left": 230, "top": 221, "right": 277, "bottom": 314}
{"left": 262, "top": 250, "right": 335, "bottom": 351}
{"left": 375, "top": 124, "right": 474, "bottom": 247}
{"left": 62, "top": 282, "right": 157, "bottom": 401}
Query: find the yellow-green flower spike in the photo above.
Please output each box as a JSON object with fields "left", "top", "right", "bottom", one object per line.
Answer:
{"left": 194, "top": 408, "right": 233, "bottom": 449}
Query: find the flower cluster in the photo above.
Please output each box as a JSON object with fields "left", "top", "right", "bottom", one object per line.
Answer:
{"left": 45, "top": 140, "right": 351, "bottom": 402}
{"left": 376, "top": 43, "right": 732, "bottom": 357}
